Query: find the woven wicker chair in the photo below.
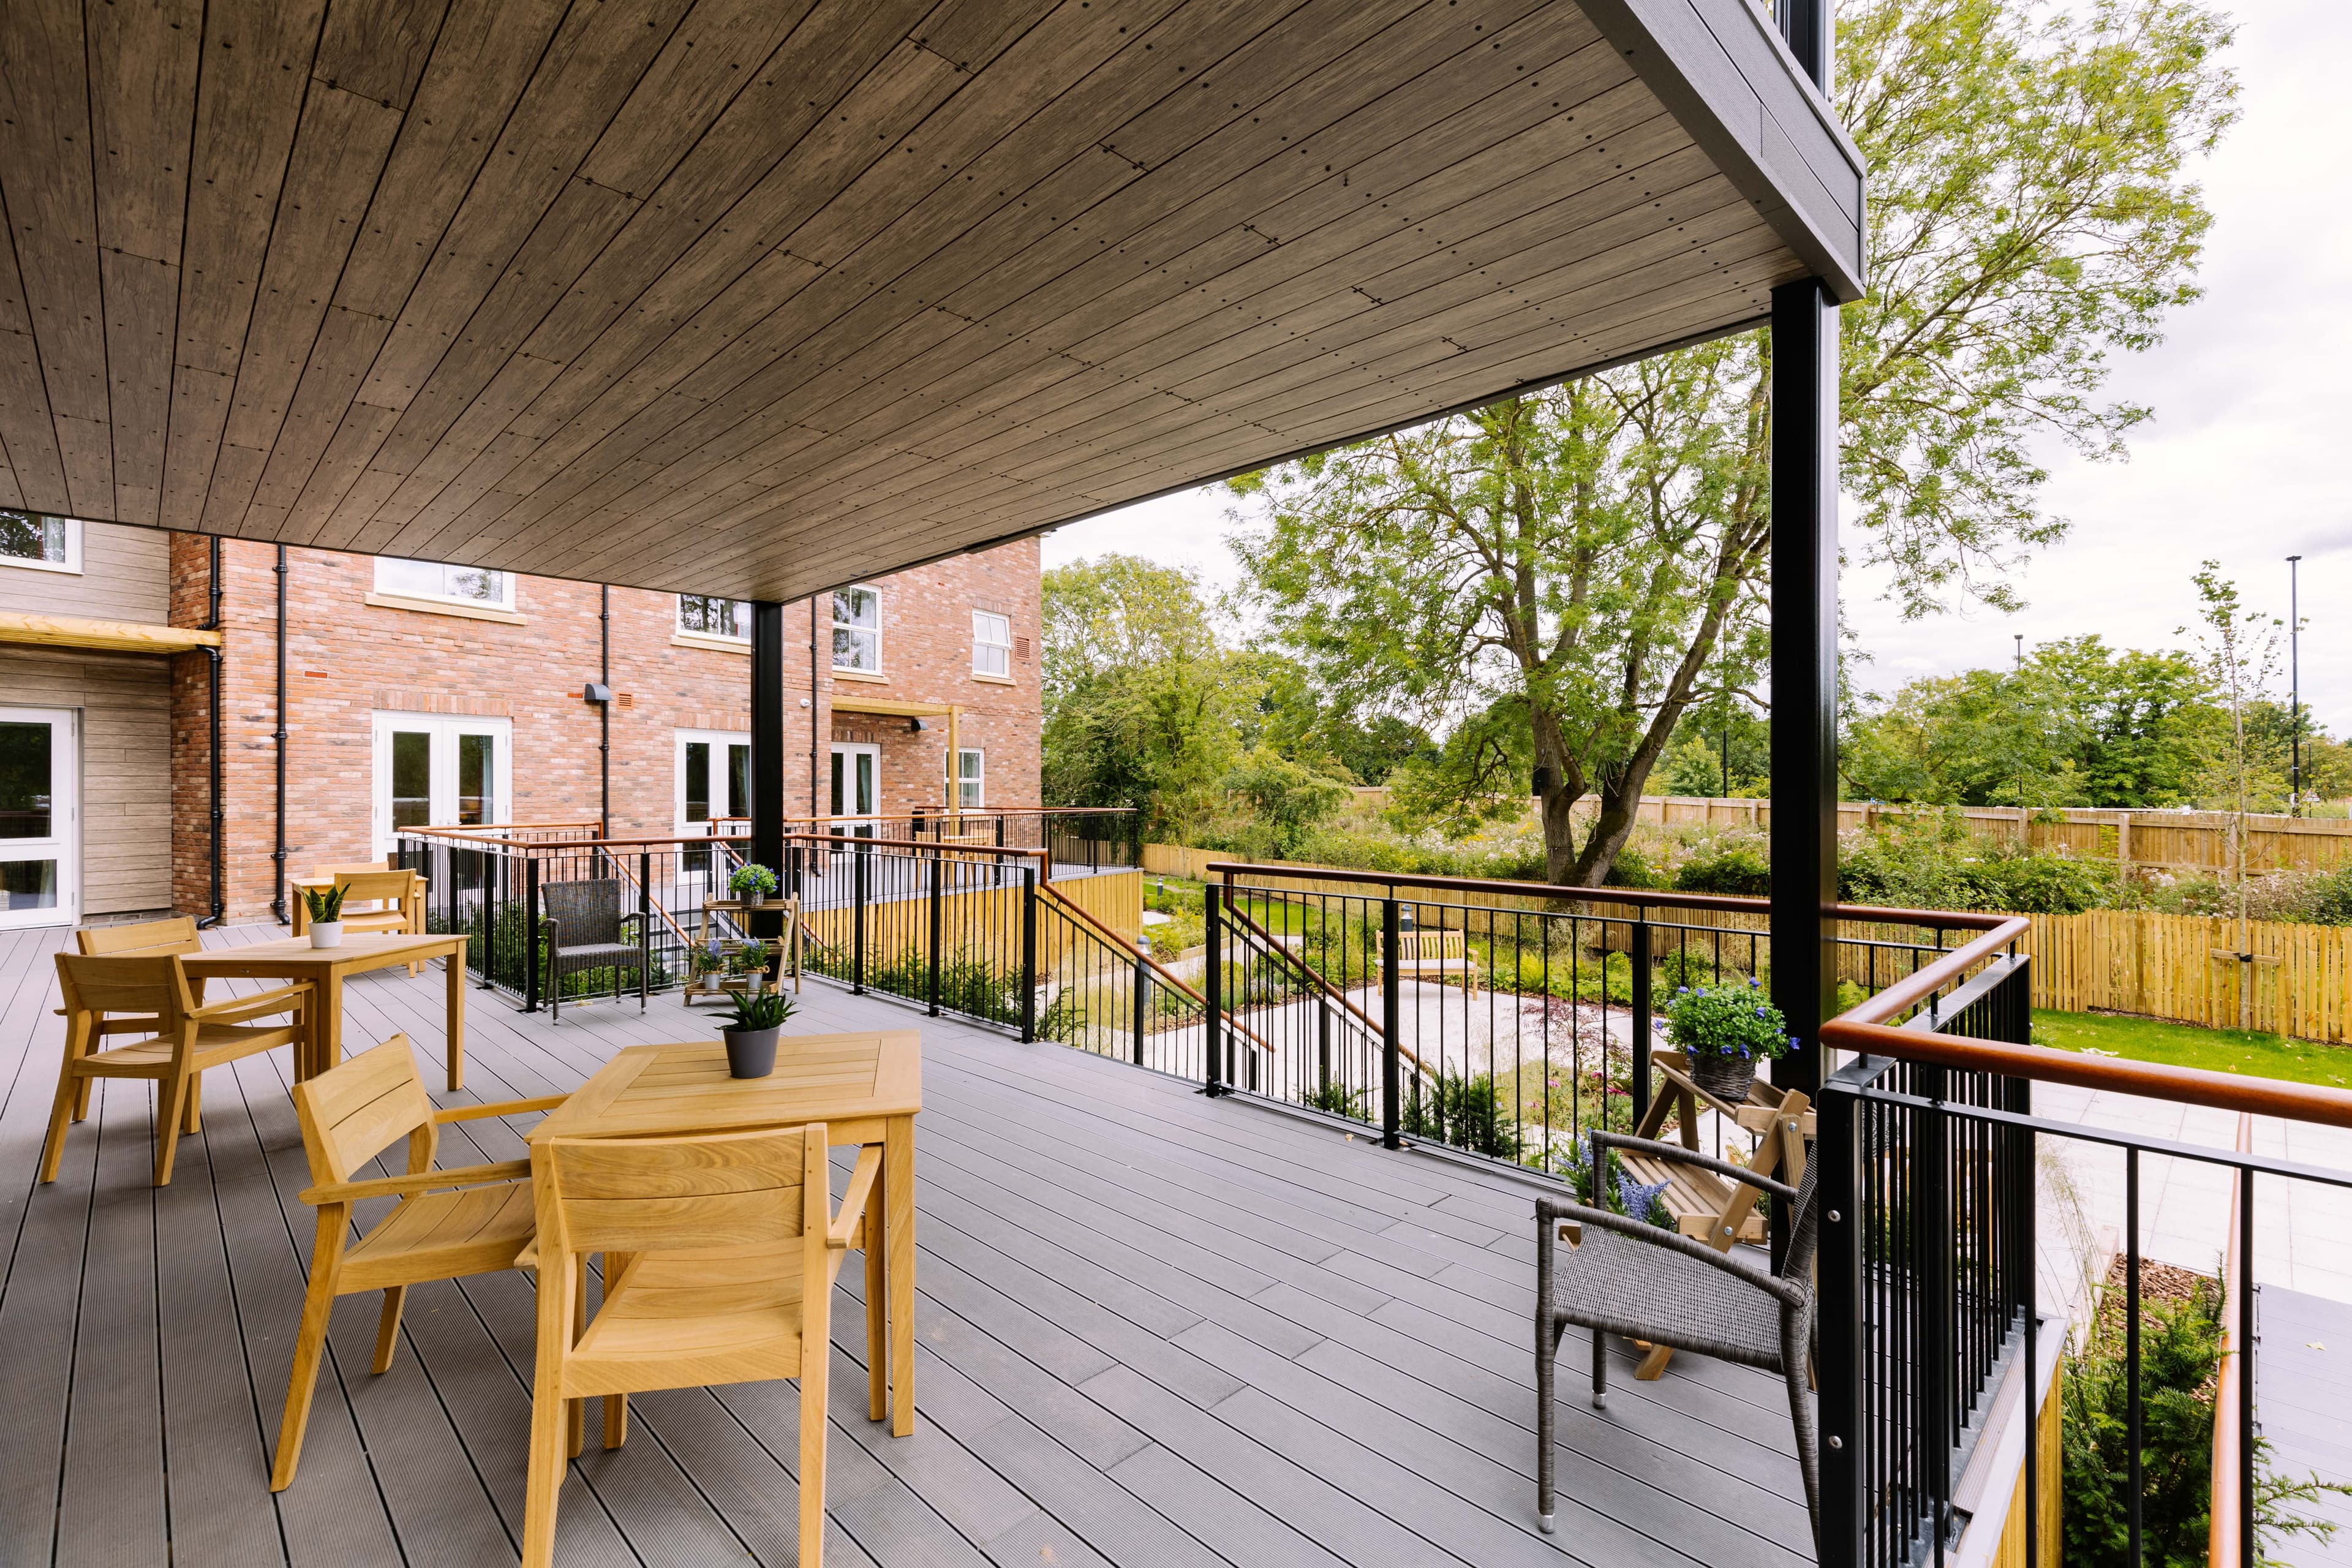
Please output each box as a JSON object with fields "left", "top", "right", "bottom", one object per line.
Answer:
{"left": 1534, "top": 1131, "right": 1820, "bottom": 1549}
{"left": 539, "top": 878, "right": 646, "bottom": 1020}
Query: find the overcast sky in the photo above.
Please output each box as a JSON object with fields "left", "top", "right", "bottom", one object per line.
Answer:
{"left": 1044, "top": 1, "right": 2351, "bottom": 734}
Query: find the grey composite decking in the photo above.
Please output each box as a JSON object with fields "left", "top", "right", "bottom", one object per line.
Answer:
{"left": 0, "top": 921, "right": 1812, "bottom": 1568}
{"left": 2260, "top": 1286, "right": 2352, "bottom": 1567}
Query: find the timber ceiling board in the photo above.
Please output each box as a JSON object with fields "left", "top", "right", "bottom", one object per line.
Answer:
{"left": 1, "top": 0, "right": 1862, "bottom": 601}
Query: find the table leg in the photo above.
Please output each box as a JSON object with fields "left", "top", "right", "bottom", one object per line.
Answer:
{"left": 445, "top": 945, "right": 466, "bottom": 1093}
{"left": 886, "top": 1115, "right": 915, "bottom": 1436}
{"left": 308, "top": 971, "right": 345, "bottom": 1082}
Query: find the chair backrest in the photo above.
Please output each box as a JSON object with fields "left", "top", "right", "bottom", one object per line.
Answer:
{"left": 55, "top": 952, "right": 198, "bottom": 1027}
{"left": 314, "top": 858, "right": 395, "bottom": 876}
{"left": 290, "top": 1036, "right": 435, "bottom": 1187}
{"left": 535, "top": 1125, "right": 827, "bottom": 1260}
{"left": 333, "top": 869, "right": 418, "bottom": 907}
{"left": 541, "top": 878, "right": 623, "bottom": 945}
{"left": 77, "top": 916, "right": 200, "bottom": 957}
{"left": 1779, "top": 1154, "right": 1823, "bottom": 1287}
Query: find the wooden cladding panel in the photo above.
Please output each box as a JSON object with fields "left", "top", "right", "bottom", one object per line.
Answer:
{"left": 6, "top": 0, "right": 1853, "bottom": 602}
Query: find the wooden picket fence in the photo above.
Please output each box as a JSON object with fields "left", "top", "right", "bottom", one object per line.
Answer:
{"left": 2019, "top": 910, "right": 2352, "bottom": 1043}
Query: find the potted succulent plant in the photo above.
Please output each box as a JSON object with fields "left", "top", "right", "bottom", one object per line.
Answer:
{"left": 301, "top": 884, "right": 347, "bottom": 948}
{"left": 729, "top": 861, "right": 778, "bottom": 908}
{"left": 716, "top": 989, "right": 796, "bottom": 1079}
{"left": 1660, "top": 978, "right": 1793, "bottom": 1101}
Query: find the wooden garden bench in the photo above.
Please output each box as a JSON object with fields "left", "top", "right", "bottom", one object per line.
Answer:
{"left": 1377, "top": 929, "right": 1482, "bottom": 996}
{"left": 1616, "top": 1049, "right": 1812, "bottom": 1378}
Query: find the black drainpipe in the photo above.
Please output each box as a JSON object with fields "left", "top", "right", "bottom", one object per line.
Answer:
{"left": 599, "top": 584, "right": 611, "bottom": 837}
{"left": 271, "top": 545, "right": 288, "bottom": 925}
{"left": 196, "top": 537, "right": 225, "bottom": 926}
{"left": 810, "top": 597, "right": 823, "bottom": 814}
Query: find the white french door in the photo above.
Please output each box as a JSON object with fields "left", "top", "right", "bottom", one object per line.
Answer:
{"left": 372, "top": 712, "right": 512, "bottom": 858}
{"left": 0, "top": 707, "right": 77, "bottom": 928}
{"left": 674, "top": 729, "right": 751, "bottom": 837}
{"left": 829, "top": 744, "right": 880, "bottom": 838}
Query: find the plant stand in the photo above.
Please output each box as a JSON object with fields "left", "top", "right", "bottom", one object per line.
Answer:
{"left": 682, "top": 897, "right": 804, "bottom": 1005}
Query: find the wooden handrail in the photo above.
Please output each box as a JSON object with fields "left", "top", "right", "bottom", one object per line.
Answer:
{"left": 1216, "top": 892, "right": 1438, "bottom": 1080}
{"left": 2210, "top": 1112, "right": 2253, "bottom": 1568}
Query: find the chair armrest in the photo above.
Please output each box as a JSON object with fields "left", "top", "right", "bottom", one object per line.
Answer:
{"left": 826, "top": 1147, "right": 884, "bottom": 1250}
{"left": 1588, "top": 1131, "right": 1800, "bottom": 1205}
{"left": 190, "top": 982, "right": 312, "bottom": 1023}
{"left": 434, "top": 1094, "right": 569, "bottom": 1123}
{"left": 1534, "top": 1197, "right": 1807, "bottom": 1308}
{"left": 301, "top": 1158, "right": 530, "bottom": 1207}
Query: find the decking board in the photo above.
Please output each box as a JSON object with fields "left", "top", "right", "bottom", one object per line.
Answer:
{"left": 0, "top": 922, "right": 1810, "bottom": 1566}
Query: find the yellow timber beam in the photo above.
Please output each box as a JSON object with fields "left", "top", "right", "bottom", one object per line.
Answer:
{"left": 0, "top": 611, "right": 224, "bottom": 655}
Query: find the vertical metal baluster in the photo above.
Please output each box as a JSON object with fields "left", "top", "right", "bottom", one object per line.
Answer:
{"left": 1631, "top": 919, "right": 1653, "bottom": 1132}
{"left": 1020, "top": 865, "right": 1038, "bottom": 1042}
{"left": 927, "top": 848, "right": 943, "bottom": 1017}
{"left": 2127, "top": 1145, "right": 2143, "bottom": 1568}
{"left": 1381, "top": 897, "right": 1401, "bottom": 1149}
{"left": 2240, "top": 1165, "right": 2256, "bottom": 1568}
{"left": 1204, "top": 880, "right": 1223, "bottom": 1092}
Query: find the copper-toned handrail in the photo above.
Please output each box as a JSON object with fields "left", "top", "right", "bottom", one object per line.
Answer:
{"left": 1036, "top": 883, "right": 1274, "bottom": 1057}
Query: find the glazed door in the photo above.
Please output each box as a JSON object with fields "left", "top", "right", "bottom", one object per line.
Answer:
{"left": 828, "top": 744, "right": 880, "bottom": 838}
{"left": 372, "top": 713, "right": 512, "bottom": 858}
{"left": 0, "top": 708, "right": 77, "bottom": 928}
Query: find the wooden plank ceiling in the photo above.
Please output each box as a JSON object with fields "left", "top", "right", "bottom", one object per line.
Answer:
{"left": 0, "top": 0, "right": 1831, "bottom": 602}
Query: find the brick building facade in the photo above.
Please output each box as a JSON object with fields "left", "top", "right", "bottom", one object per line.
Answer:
{"left": 156, "top": 534, "right": 1039, "bottom": 924}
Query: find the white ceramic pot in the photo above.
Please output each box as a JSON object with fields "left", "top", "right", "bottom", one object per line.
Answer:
{"left": 310, "top": 921, "right": 344, "bottom": 949}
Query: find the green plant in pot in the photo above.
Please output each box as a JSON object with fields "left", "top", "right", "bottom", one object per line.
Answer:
{"left": 730, "top": 938, "right": 771, "bottom": 993}
{"left": 716, "top": 990, "right": 796, "bottom": 1079}
{"left": 729, "top": 861, "right": 778, "bottom": 907}
{"left": 1660, "top": 978, "right": 1792, "bottom": 1101}
{"left": 301, "top": 884, "right": 348, "bottom": 948}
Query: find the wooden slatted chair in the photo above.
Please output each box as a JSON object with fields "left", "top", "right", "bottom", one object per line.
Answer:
{"left": 273, "top": 1035, "right": 568, "bottom": 1491}
{"left": 55, "top": 917, "right": 209, "bottom": 1120}
{"left": 43, "top": 952, "right": 311, "bottom": 1186}
{"left": 523, "top": 1124, "right": 883, "bottom": 1568}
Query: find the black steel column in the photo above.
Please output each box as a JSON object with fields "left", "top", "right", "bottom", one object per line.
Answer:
{"left": 1769, "top": 276, "right": 1839, "bottom": 1099}
{"left": 750, "top": 600, "right": 786, "bottom": 940}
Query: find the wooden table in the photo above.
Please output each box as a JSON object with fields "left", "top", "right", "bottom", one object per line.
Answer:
{"left": 529, "top": 1030, "right": 922, "bottom": 1434}
{"left": 184, "top": 933, "right": 472, "bottom": 1090}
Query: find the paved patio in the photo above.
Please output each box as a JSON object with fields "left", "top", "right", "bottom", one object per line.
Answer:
{"left": 0, "top": 922, "right": 1813, "bottom": 1568}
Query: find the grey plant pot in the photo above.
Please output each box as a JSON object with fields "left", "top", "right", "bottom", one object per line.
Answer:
{"left": 722, "top": 1027, "right": 779, "bottom": 1079}
{"left": 1687, "top": 1050, "right": 1756, "bottom": 1102}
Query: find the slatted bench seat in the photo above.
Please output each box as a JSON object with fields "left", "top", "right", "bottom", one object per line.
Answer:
{"left": 1376, "top": 929, "right": 1482, "bottom": 996}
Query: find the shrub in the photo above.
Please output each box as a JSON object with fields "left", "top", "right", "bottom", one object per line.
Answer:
{"left": 1400, "top": 1071, "right": 1521, "bottom": 1159}
{"left": 1675, "top": 842, "right": 1772, "bottom": 897}
{"left": 1662, "top": 979, "right": 1791, "bottom": 1065}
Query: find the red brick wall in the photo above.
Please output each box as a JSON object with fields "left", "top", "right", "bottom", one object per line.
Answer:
{"left": 170, "top": 537, "right": 1042, "bottom": 922}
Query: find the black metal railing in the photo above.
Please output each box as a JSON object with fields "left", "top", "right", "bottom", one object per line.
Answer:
{"left": 1196, "top": 862, "right": 1992, "bottom": 1183}
{"left": 705, "top": 807, "right": 1142, "bottom": 873}
{"left": 1817, "top": 924, "right": 2352, "bottom": 1568}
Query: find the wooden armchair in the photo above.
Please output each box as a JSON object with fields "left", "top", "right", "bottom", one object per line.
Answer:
{"left": 273, "top": 1035, "right": 567, "bottom": 1490}
{"left": 524, "top": 1124, "right": 883, "bottom": 1568}
{"left": 55, "top": 917, "right": 208, "bottom": 1118}
{"left": 43, "top": 952, "right": 311, "bottom": 1186}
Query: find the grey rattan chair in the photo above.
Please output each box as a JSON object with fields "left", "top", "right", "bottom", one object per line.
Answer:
{"left": 1534, "top": 1131, "right": 1820, "bottom": 1548}
{"left": 539, "top": 878, "right": 646, "bottom": 1020}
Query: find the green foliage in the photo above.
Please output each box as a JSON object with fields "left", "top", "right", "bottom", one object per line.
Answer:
{"left": 1673, "top": 840, "right": 1772, "bottom": 896}
{"left": 1300, "top": 1079, "right": 1370, "bottom": 1120}
{"left": 863, "top": 947, "right": 1025, "bottom": 1028}
{"left": 302, "top": 884, "right": 347, "bottom": 924}
{"left": 1400, "top": 1071, "right": 1521, "bottom": 1161}
{"left": 1657, "top": 701, "right": 1770, "bottom": 799}
{"left": 1217, "top": 748, "right": 1353, "bottom": 856}
{"left": 716, "top": 990, "right": 796, "bottom": 1031}
{"left": 1839, "top": 810, "right": 2114, "bottom": 914}
{"left": 728, "top": 862, "right": 778, "bottom": 897}
{"left": 1230, "top": 0, "right": 2234, "bottom": 886}
{"left": 730, "top": 938, "right": 771, "bottom": 974}
{"left": 1662, "top": 981, "right": 1790, "bottom": 1063}
{"left": 2063, "top": 1270, "right": 2349, "bottom": 1565}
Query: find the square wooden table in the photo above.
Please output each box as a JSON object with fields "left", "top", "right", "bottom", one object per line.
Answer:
{"left": 529, "top": 1030, "right": 922, "bottom": 1434}
{"left": 183, "top": 933, "right": 472, "bottom": 1090}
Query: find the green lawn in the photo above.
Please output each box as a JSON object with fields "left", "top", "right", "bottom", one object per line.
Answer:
{"left": 2032, "top": 1008, "right": 2352, "bottom": 1090}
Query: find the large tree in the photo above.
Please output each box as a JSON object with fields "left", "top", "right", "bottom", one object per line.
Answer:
{"left": 1231, "top": 0, "right": 2236, "bottom": 885}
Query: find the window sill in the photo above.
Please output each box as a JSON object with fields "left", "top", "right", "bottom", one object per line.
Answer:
{"left": 365, "top": 591, "right": 526, "bottom": 625}
{"left": 671, "top": 630, "right": 751, "bottom": 655}
{"left": 970, "top": 671, "right": 1015, "bottom": 685}
{"left": 832, "top": 668, "right": 889, "bottom": 684}
{"left": 1, "top": 554, "right": 80, "bottom": 575}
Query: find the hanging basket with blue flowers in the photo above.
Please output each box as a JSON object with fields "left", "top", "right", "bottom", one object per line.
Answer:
{"left": 1661, "top": 978, "right": 1794, "bottom": 1102}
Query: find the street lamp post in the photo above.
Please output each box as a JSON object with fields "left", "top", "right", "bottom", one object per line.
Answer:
{"left": 2288, "top": 554, "right": 2302, "bottom": 816}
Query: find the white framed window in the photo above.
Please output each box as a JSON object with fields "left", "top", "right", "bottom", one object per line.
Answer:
{"left": 832, "top": 586, "right": 881, "bottom": 672}
{"left": 677, "top": 594, "right": 750, "bottom": 640}
{"left": 371, "top": 712, "right": 511, "bottom": 858}
{"left": 372, "top": 556, "right": 514, "bottom": 609}
{"left": 674, "top": 729, "right": 752, "bottom": 831}
{"left": 0, "top": 511, "right": 78, "bottom": 575}
{"left": 956, "top": 748, "right": 984, "bottom": 810}
{"left": 972, "top": 610, "right": 1011, "bottom": 678}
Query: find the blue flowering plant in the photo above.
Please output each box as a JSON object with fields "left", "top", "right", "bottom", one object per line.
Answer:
{"left": 1661, "top": 978, "right": 1794, "bottom": 1068}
